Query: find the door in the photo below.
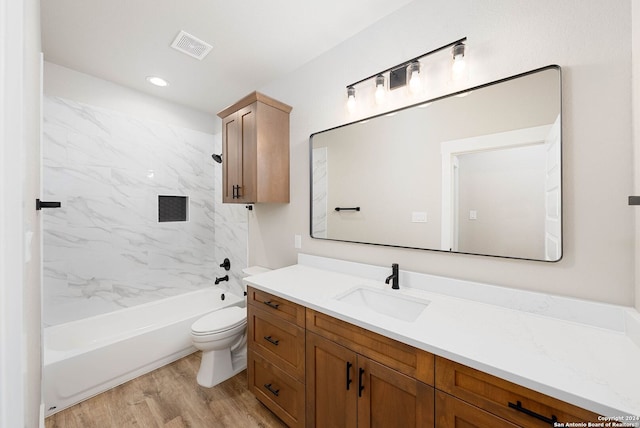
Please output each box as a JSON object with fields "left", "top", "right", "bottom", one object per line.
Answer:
{"left": 0, "top": 1, "right": 42, "bottom": 425}
{"left": 357, "top": 357, "right": 434, "bottom": 428}
{"left": 306, "top": 332, "right": 358, "bottom": 428}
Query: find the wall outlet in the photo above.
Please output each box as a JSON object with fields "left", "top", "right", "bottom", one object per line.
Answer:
{"left": 411, "top": 211, "right": 428, "bottom": 223}
{"left": 294, "top": 234, "right": 302, "bottom": 249}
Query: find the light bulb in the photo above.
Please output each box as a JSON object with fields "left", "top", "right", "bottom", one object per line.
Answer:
{"left": 452, "top": 43, "right": 466, "bottom": 78}
{"left": 375, "top": 74, "right": 385, "bottom": 105}
{"left": 408, "top": 61, "right": 422, "bottom": 94}
{"left": 347, "top": 86, "right": 356, "bottom": 112}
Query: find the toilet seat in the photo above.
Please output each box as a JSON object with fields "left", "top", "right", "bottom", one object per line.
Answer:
{"left": 191, "top": 306, "right": 246, "bottom": 336}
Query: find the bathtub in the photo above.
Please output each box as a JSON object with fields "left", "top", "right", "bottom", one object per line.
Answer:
{"left": 43, "top": 287, "right": 244, "bottom": 417}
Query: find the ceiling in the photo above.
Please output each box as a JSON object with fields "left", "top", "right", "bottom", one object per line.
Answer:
{"left": 41, "top": 0, "right": 414, "bottom": 115}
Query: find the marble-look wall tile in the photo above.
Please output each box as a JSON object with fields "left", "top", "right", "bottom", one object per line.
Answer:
{"left": 42, "top": 96, "right": 247, "bottom": 326}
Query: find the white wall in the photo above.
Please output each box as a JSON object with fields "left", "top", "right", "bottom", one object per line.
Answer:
{"left": 254, "top": 0, "right": 634, "bottom": 306}
{"left": 44, "top": 62, "right": 217, "bottom": 135}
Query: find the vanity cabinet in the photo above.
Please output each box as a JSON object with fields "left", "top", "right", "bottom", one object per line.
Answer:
{"left": 217, "top": 91, "right": 292, "bottom": 204}
{"left": 245, "top": 287, "right": 602, "bottom": 428}
{"left": 247, "top": 288, "right": 305, "bottom": 427}
{"left": 305, "top": 309, "right": 435, "bottom": 428}
{"left": 435, "top": 357, "right": 600, "bottom": 427}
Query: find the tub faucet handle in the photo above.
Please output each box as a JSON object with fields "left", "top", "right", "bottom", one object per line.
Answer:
{"left": 219, "top": 258, "right": 231, "bottom": 271}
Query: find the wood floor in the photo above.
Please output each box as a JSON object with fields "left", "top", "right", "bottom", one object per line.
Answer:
{"left": 45, "top": 352, "right": 287, "bottom": 428}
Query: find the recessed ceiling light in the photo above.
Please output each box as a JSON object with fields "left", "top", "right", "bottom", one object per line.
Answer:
{"left": 146, "top": 76, "right": 169, "bottom": 87}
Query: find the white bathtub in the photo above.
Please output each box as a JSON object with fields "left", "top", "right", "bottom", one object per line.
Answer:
{"left": 43, "top": 287, "right": 244, "bottom": 417}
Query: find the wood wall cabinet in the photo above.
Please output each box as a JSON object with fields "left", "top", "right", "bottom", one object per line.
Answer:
{"left": 305, "top": 309, "right": 435, "bottom": 428}
{"left": 217, "top": 92, "right": 292, "bottom": 204}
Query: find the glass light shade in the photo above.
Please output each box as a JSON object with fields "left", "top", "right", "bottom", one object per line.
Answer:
{"left": 375, "top": 75, "right": 385, "bottom": 104}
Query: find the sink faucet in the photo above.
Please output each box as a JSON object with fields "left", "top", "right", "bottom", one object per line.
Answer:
{"left": 385, "top": 263, "right": 399, "bottom": 290}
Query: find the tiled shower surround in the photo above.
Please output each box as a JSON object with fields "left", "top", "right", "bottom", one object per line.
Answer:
{"left": 42, "top": 96, "right": 247, "bottom": 326}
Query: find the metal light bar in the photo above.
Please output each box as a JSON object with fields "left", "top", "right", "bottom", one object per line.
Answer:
{"left": 346, "top": 37, "right": 467, "bottom": 89}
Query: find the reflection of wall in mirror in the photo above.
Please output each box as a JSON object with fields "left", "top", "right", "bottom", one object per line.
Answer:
{"left": 312, "top": 147, "right": 328, "bottom": 238}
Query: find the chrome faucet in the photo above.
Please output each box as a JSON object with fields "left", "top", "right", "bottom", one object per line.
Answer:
{"left": 385, "top": 263, "right": 399, "bottom": 290}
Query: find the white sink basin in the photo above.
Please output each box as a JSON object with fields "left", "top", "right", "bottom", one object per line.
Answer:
{"left": 336, "top": 287, "right": 429, "bottom": 322}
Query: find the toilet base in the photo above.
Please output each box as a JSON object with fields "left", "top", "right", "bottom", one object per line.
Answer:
{"left": 196, "top": 346, "right": 247, "bottom": 388}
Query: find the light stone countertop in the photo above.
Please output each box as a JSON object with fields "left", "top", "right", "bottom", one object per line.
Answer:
{"left": 244, "top": 256, "right": 640, "bottom": 419}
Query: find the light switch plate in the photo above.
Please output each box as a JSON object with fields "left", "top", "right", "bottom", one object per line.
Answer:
{"left": 294, "top": 234, "right": 302, "bottom": 249}
{"left": 411, "top": 211, "right": 428, "bottom": 223}
{"left": 469, "top": 210, "right": 477, "bottom": 220}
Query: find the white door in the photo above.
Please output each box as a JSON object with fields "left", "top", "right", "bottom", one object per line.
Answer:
{"left": 0, "top": 0, "right": 42, "bottom": 426}
{"left": 543, "top": 116, "right": 562, "bottom": 261}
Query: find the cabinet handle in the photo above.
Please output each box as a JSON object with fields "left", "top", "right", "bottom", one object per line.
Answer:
{"left": 232, "top": 184, "right": 242, "bottom": 199}
{"left": 263, "top": 300, "right": 280, "bottom": 310}
{"left": 358, "top": 367, "right": 365, "bottom": 397}
{"left": 263, "top": 383, "right": 280, "bottom": 397}
{"left": 508, "top": 401, "right": 557, "bottom": 425}
{"left": 346, "top": 362, "right": 353, "bottom": 390}
{"left": 263, "top": 335, "right": 280, "bottom": 346}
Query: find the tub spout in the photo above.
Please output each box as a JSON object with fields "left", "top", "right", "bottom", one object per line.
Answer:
{"left": 215, "top": 275, "right": 229, "bottom": 285}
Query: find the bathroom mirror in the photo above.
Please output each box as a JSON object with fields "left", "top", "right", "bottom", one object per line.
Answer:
{"left": 310, "top": 65, "right": 562, "bottom": 261}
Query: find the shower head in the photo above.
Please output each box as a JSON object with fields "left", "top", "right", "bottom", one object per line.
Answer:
{"left": 211, "top": 153, "right": 222, "bottom": 164}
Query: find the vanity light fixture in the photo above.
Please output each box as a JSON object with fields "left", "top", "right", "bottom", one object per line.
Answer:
{"left": 146, "top": 76, "right": 169, "bottom": 87}
{"left": 345, "top": 37, "right": 467, "bottom": 109}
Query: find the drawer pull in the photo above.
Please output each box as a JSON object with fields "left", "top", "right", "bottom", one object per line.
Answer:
{"left": 263, "top": 335, "right": 280, "bottom": 346}
{"left": 508, "top": 400, "right": 557, "bottom": 425}
{"left": 263, "top": 383, "right": 280, "bottom": 397}
{"left": 358, "top": 367, "right": 365, "bottom": 397}
{"left": 346, "top": 362, "right": 353, "bottom": 390}
{"left": 263, "top": 300, "right": 280, "bottom": 310}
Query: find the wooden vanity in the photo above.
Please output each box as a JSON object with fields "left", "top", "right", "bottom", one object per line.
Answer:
{"left": 247, "top": 286, "right": 600, "bottom": 428}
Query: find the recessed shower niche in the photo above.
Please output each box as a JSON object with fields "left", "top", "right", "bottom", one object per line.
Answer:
{"left": 158, "top": 195, "right": 189, "bottom": 222}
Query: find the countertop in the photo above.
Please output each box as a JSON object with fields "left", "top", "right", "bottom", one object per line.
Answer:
{"left": 244, "top": 256, "right": 640, "bottom": 418}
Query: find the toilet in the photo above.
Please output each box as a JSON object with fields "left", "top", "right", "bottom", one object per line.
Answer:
{"left": 190, "top": 305, "right": 247, "bottom": 388}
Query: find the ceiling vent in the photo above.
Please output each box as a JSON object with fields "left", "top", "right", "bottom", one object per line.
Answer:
{"left": 170, "top": 30, "right": 213, "bottom": 60}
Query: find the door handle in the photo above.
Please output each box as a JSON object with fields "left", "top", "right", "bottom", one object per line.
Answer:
{"left": 263, "top": 383, "right": 280, "bottom": 397}
{"left": 346, "top": 361, "right": 353, "bottom": 390}
{"left": 36, "top": 199, "right": 61, "bottom": 210}
{"left": 358, "top": 367, "right": 365, "bottom": 397}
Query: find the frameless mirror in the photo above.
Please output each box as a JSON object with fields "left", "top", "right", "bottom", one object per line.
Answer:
{"left": 310, "top": 65, "right": 561, "bottom": 261}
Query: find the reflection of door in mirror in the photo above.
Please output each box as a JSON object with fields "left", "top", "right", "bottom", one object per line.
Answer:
{"left": 441, "top": 122, "right": 558, "bottom": 260}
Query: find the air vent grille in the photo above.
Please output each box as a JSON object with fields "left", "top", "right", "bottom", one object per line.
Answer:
{"left": 170, "top": 30, "right": 213, "bottom": 60}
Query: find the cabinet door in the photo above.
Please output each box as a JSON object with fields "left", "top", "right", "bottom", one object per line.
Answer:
{"left": 306, "top": 332, "right": 357, "bottom": 428}
{"left": 221, "top": 112, "right": 239, "bottom": 203}
{"left": 357, "top": 357, "right": 434, "bottom": 428}
{"left": 222, "top": 104, "right": 256, "bottom": 203}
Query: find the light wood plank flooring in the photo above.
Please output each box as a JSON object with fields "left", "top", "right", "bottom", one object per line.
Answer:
{"left": 45, "top": 352, "right": 287, "bottom": 428}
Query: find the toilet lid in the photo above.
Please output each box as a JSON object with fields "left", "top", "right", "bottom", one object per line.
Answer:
{"left": 191, "top": 306, "right": 247, "bottom": 335}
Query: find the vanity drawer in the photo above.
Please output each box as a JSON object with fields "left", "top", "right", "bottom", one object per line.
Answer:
{"left": 436, "top": 390, "right": 519, "bottom": 427}
{"left": 248, "top": 350, "right": 305, "bottom": 428}
{"left": 435, "top": 357, "right": 600, "bottom": 427}
{"left": 248, "top": 304, "right": 305, "bottom": 381}
{"left": 306, "top": 308, "right": 434, "bottom": 385}
{"left": 247, "top": 287, "right": 305, "bottom": 327}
